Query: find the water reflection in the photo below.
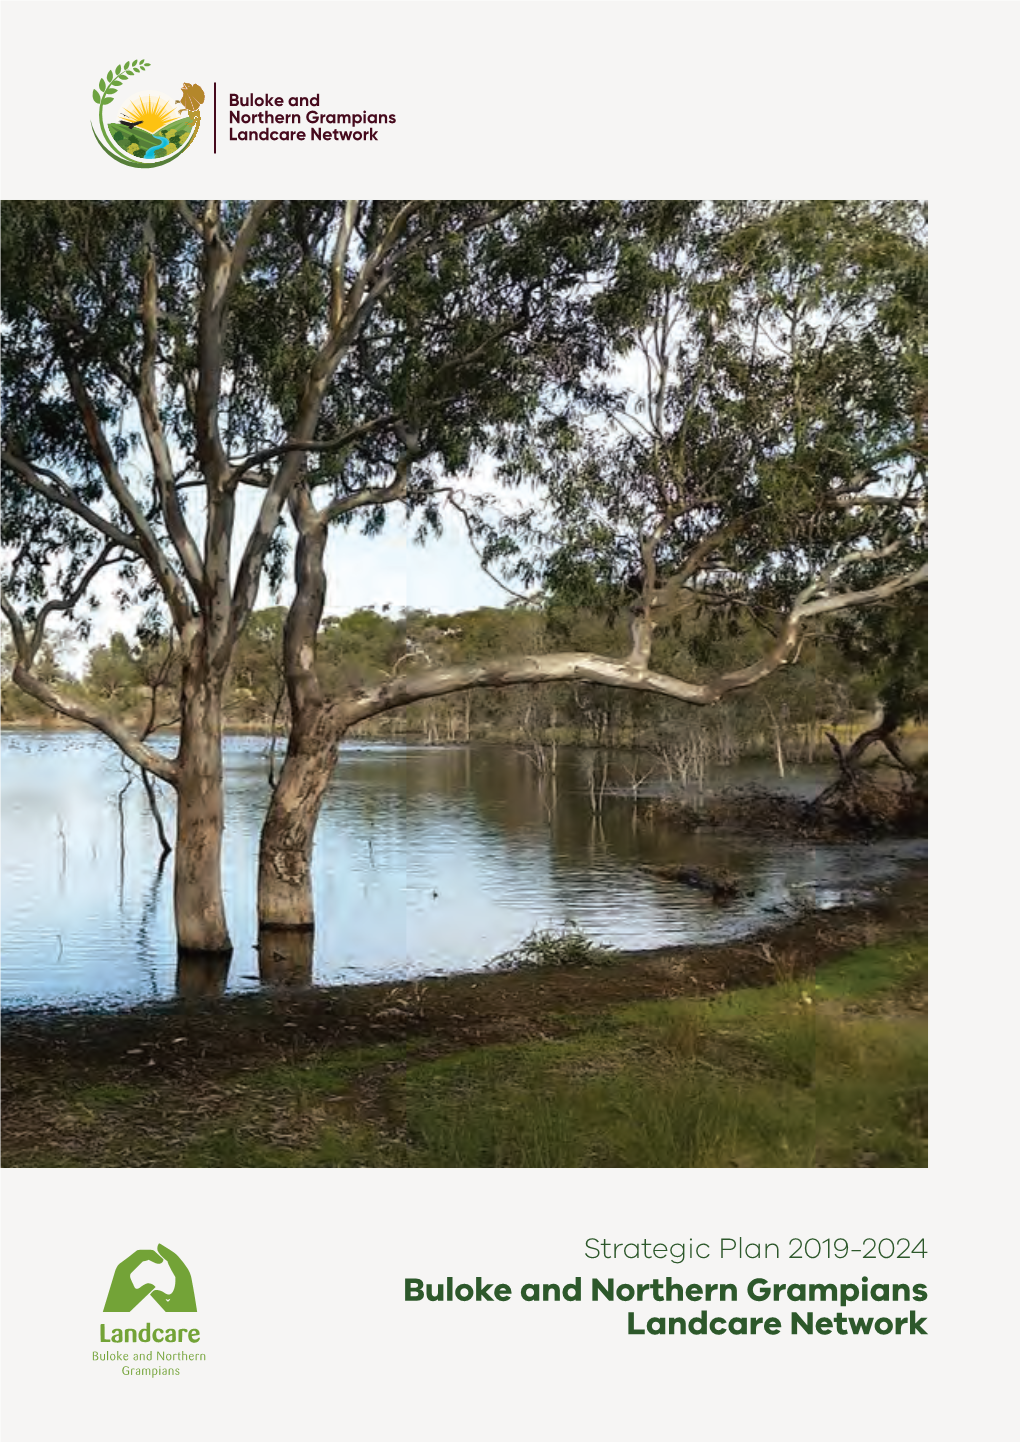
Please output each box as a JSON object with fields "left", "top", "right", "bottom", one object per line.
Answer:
{"left": 175, "top": 949, "right": 232, "bottom": 999}
{"left": 257, "top": 928, "right": 314, "bottom": 987}
{"left": 1, "top": 730, "right": 926, "bottom": 1009}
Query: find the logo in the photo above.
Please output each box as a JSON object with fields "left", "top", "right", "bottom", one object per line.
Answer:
{"left": 91, "top": 59, "right": 204, "bottom": 168}
{"left": 103, "top": 1244, "right": 197, "bottom": 1313}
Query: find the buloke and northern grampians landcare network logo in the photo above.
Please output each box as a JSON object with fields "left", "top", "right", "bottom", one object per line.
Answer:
{"left": 92, "top": 58, "right": 204, "bottom": 167}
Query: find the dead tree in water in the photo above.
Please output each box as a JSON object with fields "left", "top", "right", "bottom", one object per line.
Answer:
{"left": 815, "top": 706, "right": 924, "bottom": 829}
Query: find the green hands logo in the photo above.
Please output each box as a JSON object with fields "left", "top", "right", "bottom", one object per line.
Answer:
{"left": 104, "top": 1244, "right": 197, "bottom": 1313}
{"left": 91, "top": 59, "right": 204, "bottom": 168}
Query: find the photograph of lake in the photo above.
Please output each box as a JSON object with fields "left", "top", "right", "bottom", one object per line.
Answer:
{"left": 2, "top": 730, "right": 925, "bottom": 1009}
{"left": 1, "top": 198, "right": 927, "bottom": 1168}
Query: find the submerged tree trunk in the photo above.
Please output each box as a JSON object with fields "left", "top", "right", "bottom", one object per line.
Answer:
{"left": 825, "top": 707, "right": 903, "bottom": 779}
{"left": 174, "top": 661, "right": 231, "bottom": 954}
{"left": 813, "top": 705, "right": 924, "bottom": 832}
{"left": 257, "top": 712, "right": 343, "bottom": 929}
{"left": 258, "top": 925, "right": 315, "bottom": 986}
{"left": 257, "top": 511, "right": 342, "bottom": 931}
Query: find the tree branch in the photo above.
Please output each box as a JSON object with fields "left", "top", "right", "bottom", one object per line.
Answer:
{"left": 226, "top": 201, "right": 277, "bottom": 302}
{"left": 793, "top": 563, "right": 928, "bottom": 622}
{"left": 337, "top": 651, "right": 716, "bottom": 724}
{"left": 443, "top": 491, "right": 542, "bottom": 604}
{"left": 138, "top": 241, "right": 205, "bottom": 596}
{"left": 226, "top": 215, "right": 424, "bottom": 644}
{"left": 174, "top": 200, "right": 203, "bottom": 236}
{"left": 6, "top": 657, "right": 179, "bottom": 785}
{"left": 321, "top": 441, "right": 421, "bottom": 526}
{"left": 329, "top": 199, "right": 361, "bottom": 330}
{"left": 25, "top": 544, "right": 123, "bottom": 663}
{"left": 60, "top": 356, "right": 193, "bottom": 627}
{"left": 335, "top": 559, "right": 928, "bottom": 726}
{"left": 225, "top": 414, "right": 396, "bottom": 489}
{"left": 1, "top": 452, "right": 141, "bottom": 554}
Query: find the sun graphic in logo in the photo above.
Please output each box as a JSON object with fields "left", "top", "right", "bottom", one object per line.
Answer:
{"left": 121, "top": 94, "right": 178, "bottom": 133}
{"left": 91, "top": 59, "right": 204, "bottom": 168}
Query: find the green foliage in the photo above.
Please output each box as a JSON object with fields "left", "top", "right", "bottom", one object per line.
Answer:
{"left": 490, "top": 924, "right": 616, "bottom": 971}
{"left": 0, "top": 632, "right": 82, "bottom": 721}
{"left": 92, "top": 59, "right": 150, "bottom": 107}
{"left": 830, "top": 586, "right": 928, "bottom": 723}
{"left": 319, "top": 608, "right": 405, "bottom": 687}
{"left": 107, "top": 123, "right": 159, "bottom": 153}
{"left": 1, "top": 200, "right": 613, "bottom": 645}
{"left": 85, "top": 631, "right": 137, "bottom": 701}
{"left": 509, "top": 201, "right": 928, "bottom": 627}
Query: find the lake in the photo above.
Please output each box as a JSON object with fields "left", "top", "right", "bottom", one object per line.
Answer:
{"left": 1, "top": 729, "right": 926, "bottom": 1009}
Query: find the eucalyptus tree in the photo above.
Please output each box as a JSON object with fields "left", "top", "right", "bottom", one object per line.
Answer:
{"left": 256, "top": 200, "right": 928, "bottom": 934}
{"left": 254, "top": 201, "right": 614, "bottom": 927}
{"left": 1, "top": 199, "right": 542, "bottom": 955}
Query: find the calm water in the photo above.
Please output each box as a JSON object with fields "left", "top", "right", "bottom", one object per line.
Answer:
{"left": 1, "top": 730, "right": 925, "bottom": 1009}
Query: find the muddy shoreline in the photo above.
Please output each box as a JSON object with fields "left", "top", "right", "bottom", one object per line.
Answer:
{"left": 2, "top": 860, "right": 927, "bottom": 1088}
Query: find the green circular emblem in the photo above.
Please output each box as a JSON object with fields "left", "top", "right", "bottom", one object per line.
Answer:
{"left": 91, "top": 60, "right": 204, "bottom": 168}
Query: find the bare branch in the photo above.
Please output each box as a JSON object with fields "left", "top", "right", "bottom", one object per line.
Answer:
{"left": 7, "top": 660, "right": 178, "bottom": 785}
{"left": 831, "top": 490, "right": 924, "bottom": 511}
{"left": 794, "top": 563, "right": 928, "bottom": 621}
{"left": 329, "top": 200, "right": 361, "bottom": 330}
{"left": 443, "top": 492, "right": 542, "bottom": 605}
{"left": 323, "top": 472, "right": 410, "bottom": 526}
{"left": 225, "top": 414, "right": 396, "bottom": 489}
{"left": 0, "top": 593, "right": 29, "bottom": 664}
{"left": 335, "top": 558, "right": 928, "bottom": 726}
{"left": 324, "top": 202, "right": 422, "bottom": 366}
{"left": 226, "top": 201, "right": 277, "bottom": 300}
{"left": 337, "top": 651, "right": 716, "bottom": 725}
{"left": 27, "top": 545, "right": 121, "bottom": 663}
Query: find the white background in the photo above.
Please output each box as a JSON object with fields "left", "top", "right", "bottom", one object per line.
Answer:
{"left": 2, "top": 2, "right": 1015, "bottom": 1438}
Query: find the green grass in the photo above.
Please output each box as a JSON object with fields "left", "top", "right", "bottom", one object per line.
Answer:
{"left": 389, "top": 938, "right": 927, "bottom": 1167}
{"left": 175, "top": 1123, "right": 389, "bottom": 1170}
{"left": 253, "top": 1044, "right": 412, "bottom": 1097}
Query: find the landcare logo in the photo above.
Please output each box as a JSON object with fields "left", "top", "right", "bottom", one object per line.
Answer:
{"left": 91, "top": 58, "right": 204, "bottom": 168}
{"left": 103, "top": 1244, "right": 197, "bottom": 1313}
{"left": 96, "top": 1245, "right": 205, "bottom": 1374}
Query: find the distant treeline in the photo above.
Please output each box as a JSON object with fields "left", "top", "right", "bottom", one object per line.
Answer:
{"left": 1, "top": 601, "right": 924, "bottom": 775}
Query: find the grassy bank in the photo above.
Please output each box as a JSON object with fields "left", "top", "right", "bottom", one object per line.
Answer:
{"left": 385, "top": 940, "right": 927, "bottom": 1168}
{"left": 2, "top": 873, "right": 926, "bottom": 1169}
